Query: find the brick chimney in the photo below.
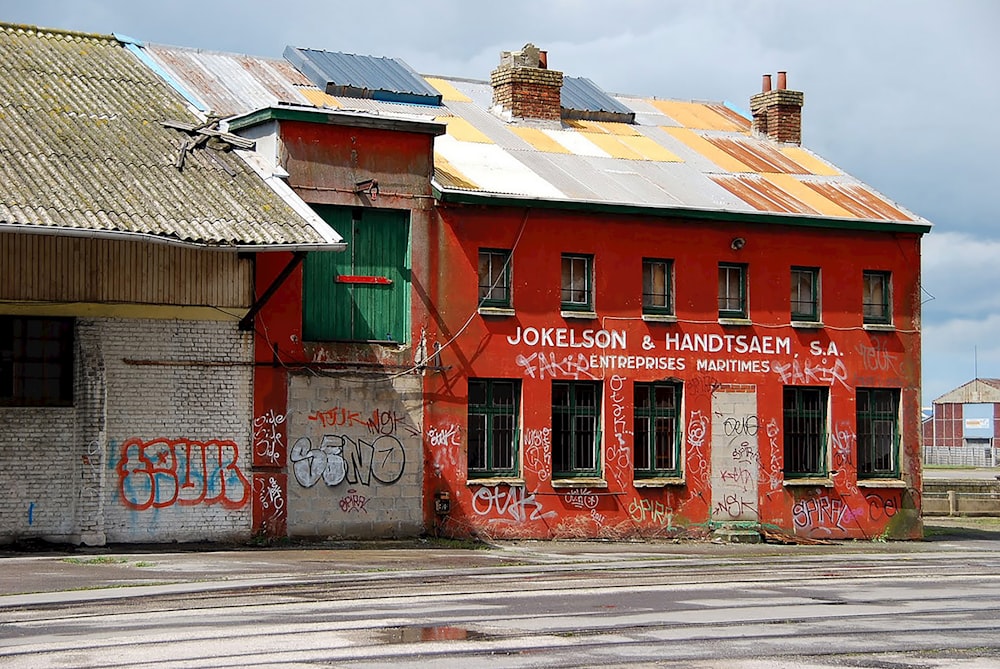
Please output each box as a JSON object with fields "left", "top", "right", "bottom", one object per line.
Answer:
{"left": 749, "top": 71, "right": 805, "bottom": 145}
{"left": 490, "top": 43, "right": 563, "bottom": 122}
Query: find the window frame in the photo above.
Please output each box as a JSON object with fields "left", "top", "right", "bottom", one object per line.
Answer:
{"left": 642, "top": 258, "right": 675, "bottom": 316}
{"left": 478, "top": 248, "right": 512, "bottom": 309}
{"left": 782, "top": 386, "right": 828, "bottom": 478}
{"left": 561, "top": 253, "right": 594, "bottom": 312}
{"left": 790, "top": 266, "right": 820, "bottom": 322}
{"left": 467, "top": 378, "right": 521, "bottom": 478}
{"left": 856, "top": 387, "right": 900, "bottom": 479}
{"left": 551, "top": 381, "right": 602, "bottom": 477}
{"left": 633, "top": 381, "right": 682, "bottom": 478}
{"left": 862, "top": 270, "right": 892, "bottom": 325}
{"left": 0, "top": 316, "right": 75, "bottom": 408}
{"left": 718, "top": 262, "right": 748, "bottom": 319}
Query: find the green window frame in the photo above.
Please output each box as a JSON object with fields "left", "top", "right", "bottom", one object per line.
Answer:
{"left": 718, "top": 263, "right": 747, "bottom": 319}
{"left": 857, "top": 388, "right": 900, "bottom": 479}
{"left": 783, "top": 386, "right": 828, "bottom": 477}
{"left": 303, "top": 206, "right": 410, "bottom": 343}
{"left": 0, "top": 316, "right": 74, "bottom": 407}
{"left": 478, "top": 248, "right": 512, "bottom": 308}
{"left": 467, "top": 379, "right": 520, "bottom": 478}
{"left": 642, "top": 258, "right": 674, "bottom": 316}
{"left": 634, "top": 382, "right": 681, "bottom": 477}
{"left": 561, "top": 254, "right": 593, "bottom": 312}
{"left": 863, "top": 270, "right": 891, "bottom": 325}
{"left": 552, "top": 381, "right": 601, "bottom": 477}
{"left": 791, "top": 266, "right": 820, "bottom": 322}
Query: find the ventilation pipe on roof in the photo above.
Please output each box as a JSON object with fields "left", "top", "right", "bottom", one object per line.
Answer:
{"left": 749, "top": 71, "right": 804, "bottom": 145}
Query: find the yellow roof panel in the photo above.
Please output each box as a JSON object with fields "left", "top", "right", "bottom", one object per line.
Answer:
{"left": 762, "top": 174, "right": 856, "bottom": 218}
{"left": 664, "top": 127, "right": 753, "bottom": 173}
{"left": 510, "top": 127, "right": 572, "bottom": 154}
{"left": 436, "top": 116, "right": 493, "bottom": 144}
{"left": 617, "top": 134, "right": 682, "bottom": 162}
{"left": 424, "top": 77, "right": 472, "bottom": 103}
{"left": 433, "top": 153, "right": 479, "bottom": 190}
{"left": 651, "top": 100, "right": 744, "bottom": 131}
{"left": 296, "top": 87, "right": 341, "bottom": 108}
{"left": 582, "top": 132, "right": 644, "bottom": 160}
{"left": 779, "top": 147, "right": 841, "bottom": 176}
{"left": 565, "top": 119, "right": 640, "bottom": 136}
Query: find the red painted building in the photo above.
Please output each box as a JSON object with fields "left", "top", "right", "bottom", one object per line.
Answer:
{"left": 141, "top": 41, "right": 930, "bottom": 542}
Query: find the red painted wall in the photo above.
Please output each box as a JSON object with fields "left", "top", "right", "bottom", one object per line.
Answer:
{"left": 423, "top": 205, "right": 923, "bottom": 541}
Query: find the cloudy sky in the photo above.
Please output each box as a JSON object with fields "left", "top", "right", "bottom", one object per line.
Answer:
{"left": 4, "top": 0, "right": 998, "bottom": 404}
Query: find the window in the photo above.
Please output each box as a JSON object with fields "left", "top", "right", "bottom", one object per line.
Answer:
{"left": 0, "top": 316, "right": 74, "bottom": 407}
{"left": 791, "top": 267, "right": 819, "bottom": 321}
{"left": 303, "top": 206, "right": 410, "bottom": 342}
{"left": 478, "top": 249, "right": 512, "bottom": 308}
{"left": 468, "top": 379, "right": 520, "bottom": 477}
{"left": 718, "top": 263, "right": 747, "bottom": 319}
{"left": 783, "top": 386, "right": 828, "bottom": 477}
{"left": 863, "top": 270, "right": 891, "bottom": 325}
{"left": 552, "top": 381, "right": 601, "bottom": 476}
{"left": 857, "top": 388, "right": 900, "bottom": 478}
{"left": 561, "top": 254, "right": 593, "bottom": 312}
{"left": 642, "top": 258, "right": 674, "bottom": 315}
{"left": 634, "top": 382, "right": 681, "bottom": 477}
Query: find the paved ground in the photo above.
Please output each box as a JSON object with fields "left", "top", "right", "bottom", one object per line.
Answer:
{"left": 2, "top": 515, "right": 999, "bottom": 607}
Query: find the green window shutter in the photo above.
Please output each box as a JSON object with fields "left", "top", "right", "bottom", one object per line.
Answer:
{"left": 303, "top": 207, "right": 410, "bottom": 342}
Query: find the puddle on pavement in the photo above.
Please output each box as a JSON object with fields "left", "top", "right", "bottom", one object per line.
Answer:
{"left": 375, "top": 625, "right": 493, "bottom": 643}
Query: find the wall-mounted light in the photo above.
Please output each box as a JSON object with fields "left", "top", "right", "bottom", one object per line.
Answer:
{"left": 730, "top": 237, "right": 746, "bottom": 251}
{"left": 354, "top": 178, "right": 379, "bottom": 201}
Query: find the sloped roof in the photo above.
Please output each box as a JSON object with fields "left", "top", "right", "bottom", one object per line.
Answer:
{"left": 0, "top": 24, "right": 343, "bottom": 250}
{"left": 138, "top": 41, "right": 930, "bottom": 233}
{"left": 935, "top": 379, "right": 1000, "bottom": 405}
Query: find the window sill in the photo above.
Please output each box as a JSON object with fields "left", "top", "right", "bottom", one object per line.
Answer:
{"left": 718, "top": 317, "right": 752, "bottom": 327}
{"left": 551, "top": 477, "right": 607, "bottom": 488}
{"left": 634, "top": 477, "right": 685, "bottom": 487}
{"left": 467, "top": 477, "right": 524, "bottom": 487}
{"left": 783, "top": 477, "right": 834, "bottom": 488}
{"left": 791, "top": 320, "right": 824, "bottom": 329}
{"left": 863, "top": 323, "right": 895, "bottom": 332}
{"left": 642, "top": 314, "right": 677, "bottom": 324}
{"left": 478, "top": 307, "right": 515, "bottom": 318}
{"left": 561, "top": 310, "right": 597, "bottom": 320}
{"left": 857, "top": 478, "right": 907, "bottom": 488}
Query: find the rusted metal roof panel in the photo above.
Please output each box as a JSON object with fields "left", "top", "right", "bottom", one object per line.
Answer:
{"left": 0, "top": 24, "right": 341, "bottom": 249}
{"left": 703, "top": 136, "right": 809, "bottom": 174}
{"left": 802, "top": 182, "right": 914, "bottom": 221}
{"left": 144, "top": 44, "right": 312, "bottom": 117}
{"left": 710, "top": 175, "right": 818, "bottom": 215}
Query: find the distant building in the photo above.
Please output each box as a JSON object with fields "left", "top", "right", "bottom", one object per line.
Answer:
{"left": 922, "top": 379, "right": 1000, "bottom": 467}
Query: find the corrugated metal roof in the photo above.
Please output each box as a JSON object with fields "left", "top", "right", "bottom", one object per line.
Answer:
{"left": 284, "top": 47, "right": 442, "bottom": 106}
{"left": 0, "top": 24, "right": 343, "bottom": 249}
{"left": 562, "top": 76, "right": 635, "bottom": 122}
{"left": 133, "top": 41, "right": 928, "bottom": 229}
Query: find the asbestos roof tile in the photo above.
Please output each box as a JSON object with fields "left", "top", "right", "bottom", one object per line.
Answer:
{"left": 0, "top": 23, "right": 340, "bottom": 248}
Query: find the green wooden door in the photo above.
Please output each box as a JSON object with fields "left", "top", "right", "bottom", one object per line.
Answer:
{"left": 303, "top": 207, "right": 410, "bottom": 343}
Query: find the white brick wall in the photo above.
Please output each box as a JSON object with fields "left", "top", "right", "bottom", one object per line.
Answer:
{"left": 0, "top": 317, "right": 254, "bottom": 546}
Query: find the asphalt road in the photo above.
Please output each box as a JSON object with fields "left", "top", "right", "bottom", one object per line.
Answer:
{"left": 3, "top": 519, "right": 1000, "bottom": 668}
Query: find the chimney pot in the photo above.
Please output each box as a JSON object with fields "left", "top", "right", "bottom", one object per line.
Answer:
{"left": 749, "top": 71, "right": 804, "bottom": 145}
{"left": 539, "top": 50, "right": 548, "bottom": 69}
{"left": 761, "top": 74, "right": 772, "bottom": 93}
